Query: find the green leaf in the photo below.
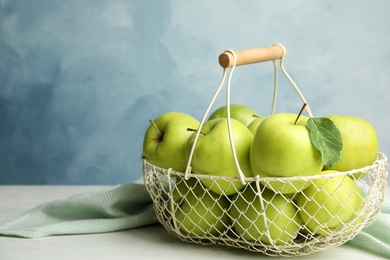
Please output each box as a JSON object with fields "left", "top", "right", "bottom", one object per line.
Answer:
{"left": 306, "top": 117, "right": 343, "bottom": 168}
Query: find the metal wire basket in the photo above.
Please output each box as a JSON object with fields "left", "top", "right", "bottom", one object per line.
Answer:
{"left": 143, "top": 153, "right": 388, "bottom": 256}
{"left": 142, "top": 44, "right": 389, "bottom": 257}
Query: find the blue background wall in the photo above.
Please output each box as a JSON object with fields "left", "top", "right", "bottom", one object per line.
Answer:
{"left": 1, "top": 0, "right": 389, "bottom": 184}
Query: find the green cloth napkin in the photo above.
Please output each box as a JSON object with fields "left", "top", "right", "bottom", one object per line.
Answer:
{"left": 0, "top": 182, "right": 158, "bottom": 238}
{"left": 0, "top": 182, "right": 389, "bottom": 258}
{"left": 346, "top": 197, "right": 390, "bottom": 259}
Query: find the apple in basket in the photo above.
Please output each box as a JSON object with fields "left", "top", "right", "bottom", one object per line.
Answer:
{"left": 208, "top": 104, "right": 260, "bottom": 127}
{"left": 250, "top": 113, "right": 324, "bottom": 194}
{"left": 186, "top": 118, "right": 254, "bottom": 196}
{"left": 142, "top": 112, "right": 199, "bottom": 172}
{"left": 229, "top": 183, "right": 303, "bottom": 245}
{"left": 174, "top": 180, "right": 231, "bottom": 237}
{"left": 247, "top": 116, "right": 268, "bottom": 135}
{"left": 324, "top": 114, "right": 379, "bottom": 177}
{"left": 172, "top": 176, "right": 198, "bottom": 202}
{"left": 297, "top": 170, "right": 364, "bottom": 235}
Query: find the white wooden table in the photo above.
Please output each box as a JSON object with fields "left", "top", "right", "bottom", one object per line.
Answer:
{"left": 0, "top": 185, "right": 388, "bottom": 260}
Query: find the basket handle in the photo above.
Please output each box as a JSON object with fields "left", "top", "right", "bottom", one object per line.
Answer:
{"left": 218, "top": 45, "right": 287, "bottom": 68}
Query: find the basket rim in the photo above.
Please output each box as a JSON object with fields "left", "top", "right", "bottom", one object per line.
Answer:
{"left": 142, "top": 152, "right": 388, "bottom": 182}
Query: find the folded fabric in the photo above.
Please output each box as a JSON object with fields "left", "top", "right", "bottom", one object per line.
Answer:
{"left": 0, "top": 182, "right": 158, "bottom": 238}
{"left": 0, "top": 181, "right": 389, "bottom": 258}
{"left": 346, "top": 197, "right": 390, "bottom": 259}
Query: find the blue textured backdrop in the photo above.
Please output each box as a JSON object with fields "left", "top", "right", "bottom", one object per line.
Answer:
{"left": 1, "top": 0, "right": 389, "bottom": 184}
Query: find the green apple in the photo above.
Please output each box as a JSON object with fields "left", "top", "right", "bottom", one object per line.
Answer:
{"left": 247, "top": 116, "right": 268, "bottom": 135}
{"left": 208, "top": 104, "right": 260, "bottom": 126}
{"left": 325, "top": 114, "right": 379, "bottom": 173}
{"left": 174, "top": 181, "right": 231, "bottom": 237}
{"left": 172, "top": 176, "right": 199, "bottom": 202}
{"left": 250, "top": 113, "right": 323, "bottom": 194}
{"left": 186, "top": 118, "right": 254, "bottom": 195}
{"left": 142, "top": 112, "right": 199, "bottom": 172}
{"left": 229, "top": 184, "right": 303, "bottom": 245}
{"left": 297, "top": 170, "right": 364, "bottom": 235}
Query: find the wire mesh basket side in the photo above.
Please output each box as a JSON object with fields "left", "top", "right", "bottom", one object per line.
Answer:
{"left": 142, "top": 153, "right": 388, "bottom": 257}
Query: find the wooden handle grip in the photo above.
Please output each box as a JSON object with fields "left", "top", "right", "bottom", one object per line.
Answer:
{"left": 218, "top": 45, "right": 287, "bottom": 68}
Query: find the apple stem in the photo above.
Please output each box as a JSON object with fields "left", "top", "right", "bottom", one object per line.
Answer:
{"left": 294, "top": 103, "right": 307, "bottom": 125}
{"left": 187, "top": 128, "right": 206, "bottom": 136}
{"left": 149, "top": 119, "right": 162, "bottom": 136}
{"left": 253, "top": 114, "right": 260, "bottom": 118}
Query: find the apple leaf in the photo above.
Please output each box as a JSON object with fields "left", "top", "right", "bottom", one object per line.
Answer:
{"left": 306, "top": 117, "right": 343, "bottom": 168}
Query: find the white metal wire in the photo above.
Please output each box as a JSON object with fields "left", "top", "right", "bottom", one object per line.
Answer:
{"left": 143, "top": 153, "right": 388, "bottom": 257}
